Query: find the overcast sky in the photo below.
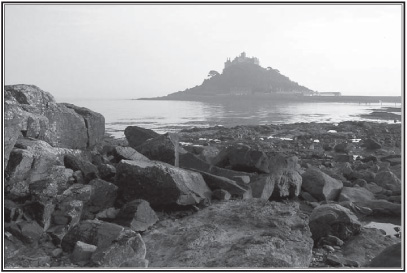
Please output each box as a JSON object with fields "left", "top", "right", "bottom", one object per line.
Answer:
{"left": 4, "top": 4, "right": 402, "bottom": 100}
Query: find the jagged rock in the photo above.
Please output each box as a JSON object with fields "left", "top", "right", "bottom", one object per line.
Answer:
{"left": 53, "top": 200, "right": 84, "bottom": 228}
{"left": 301, "top": 168, "right": 343, "bottom": 201}
{"left": 112, "top": 146, "right": 150, "bottom": 163}
{"left": 91, "top": 232, "right": 146, "bottom": 267}
{"left": 4, "top": 200, "right": 22, "bottom": 222}
{"left": 197, "top": 170, "right": 250, "bottom": 198}
{"left": 115, "top": 160, "right": 211, "bottom": 208}
{"left": 61, "top": 220, "right": 128, "bottom": 252}
{"left": 338, "top": 187, "right": 375, "bottom": 203}
{"left": 4, "top": 112, "right": 22, "bottom": 168}
{"left": 70, "top": 241, "right": 97, "bottom": 263}
{"left": 142, "top": 199, "right": 313, "bottom": 267}
{"left": 369, "top": 242, "right": 401, "bottom": 268}
{"left": 361, "top": 138, "right": 382, "bottom": 150}
{"left": 5, "top": 85, "right": 104, "bottom": 149}
{"left": 136, "top": 133, "right": 186, "bottom": 165}
{"left": 250, "top": 175, "right": 275, "bottom": 200}
{"left": 64, "top": 154, "right": 98, "bottom": 182}
{"left": 124, "top": 126, "right": 159, "bottom": 148}
{"left": 212, "top": 189, "right": 231, "bottom": 200}
{"left": 97, "top": 164, "right": 116, "bottom": 182}
{"left": 61, "top": 103, "right": 105, "bottom": 148}
{"left": 373, "top": 171, "right": 401, "bottom": 190}
{"left": 57, "top": 184, "right": 93, "bottom": 205}
{"left": 6, "top": 221, "right": 44, "bottom": 244}
{"left": 88, "top": 179, "right": 118, "bottom": 213}
{"left": 309, "top": 204, "right": 362, "bottom": 243}
{"left": 23, "top": 200, "right": 55, "bottom": 230}
{"left": 213, "top": 144, "right": 269, "bottom": 173}
{"left": 114, "top": 199, "right": 159, "bottom": 232}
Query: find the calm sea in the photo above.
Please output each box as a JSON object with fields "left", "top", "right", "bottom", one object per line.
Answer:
{"left": 58, "top": 98, "right": 401, "bottom": 138}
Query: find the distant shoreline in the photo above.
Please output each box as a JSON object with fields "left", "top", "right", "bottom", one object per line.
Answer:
{"left": 137, "top": 94, "right": 402, "bottom": 104}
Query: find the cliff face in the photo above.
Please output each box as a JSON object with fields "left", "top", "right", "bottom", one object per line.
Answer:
{"left": 163, "top": 54, "right": 315, "bottom": 99}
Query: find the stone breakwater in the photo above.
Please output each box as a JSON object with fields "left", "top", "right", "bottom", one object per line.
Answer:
{"left": 4, "top": 85, "right": 402, "bottom": 268}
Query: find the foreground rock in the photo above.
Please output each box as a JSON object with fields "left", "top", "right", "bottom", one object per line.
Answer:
{"left": 115, "top": 160, "right": 211, "bottom": 208}
{"left": 143, "top": 199, "right": 313, "bottom": 267}
{"left": 369, "top": 242, "right": 402, "bottom": 268}
{"left": 309, "top": 204, "right": 361, "bottom": 243}
{"left": 124, "top": 126, "right": 160, "bottom": 148}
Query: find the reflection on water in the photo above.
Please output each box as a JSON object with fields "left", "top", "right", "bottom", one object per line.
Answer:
{"left": 58, "top": 98, "right": 399, "bottom": 138}
{"left": 364, "top": 222, "right": 401, "bottom": 237}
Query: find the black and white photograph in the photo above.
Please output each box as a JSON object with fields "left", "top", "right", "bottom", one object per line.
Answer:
{"left": 2, "top": 1, "right": 404, "bottom": 270}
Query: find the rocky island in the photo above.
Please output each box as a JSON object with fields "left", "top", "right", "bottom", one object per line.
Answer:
{"left": 140, "top": 52, "right": 401, "bottom": 104}
{"left": 4, "top": 84, "right": 402, "bottom": 268}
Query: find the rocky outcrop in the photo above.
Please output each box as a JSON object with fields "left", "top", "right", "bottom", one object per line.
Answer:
{"left": 143, "top": 199, "right": 313, "bottom": 267}
{"left": 4, "top": 85, "right": 104, "bottom": 150}
{"left": 115, "top": 160, "right": 211, "bottom": 208}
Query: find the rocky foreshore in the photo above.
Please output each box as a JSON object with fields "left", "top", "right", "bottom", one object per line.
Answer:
{"left": 4, "top": 85, "right": 402, "bottom": 268}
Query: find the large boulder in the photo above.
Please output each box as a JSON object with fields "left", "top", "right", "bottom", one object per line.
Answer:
{"left": 124, "top": 126, "right": 160, "bottom": 148}
{"left": 369, "top": 242, "right": 402, "bottom": 268}
{"left": 309, "top": 204, "right": 362, "bottom": 243}
{"left": 142, "top": 199, "right": 313, "bottom": 267}
{"left": 61, "top": 103, "right": 105, "bottom": 148}
{"left": 88, "top": 179, "right": 118, "bottom": 213}
{"left": 136, "top": 133, "right": 186, "bottom": 165}
{"left": 250, "top": 175, "right": 275, "bottom": 200}
{"left": 115, "top": 160, "right": 211, "bottom": 208}
{"left": 301, "top": 168, "right": 343, "bottom": 201}
{"left": 5, "top": 85, "right": 105, "bottom": 149}
{"left": 338, "top": 187, "right": 375, "bottom": 203}
{"left": 213, "top": 144, "right": 269, "bottom": 173}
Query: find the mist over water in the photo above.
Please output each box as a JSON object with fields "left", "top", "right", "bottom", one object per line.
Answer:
{"left": 58, "top": 98, "right": 401, "bottom": 138}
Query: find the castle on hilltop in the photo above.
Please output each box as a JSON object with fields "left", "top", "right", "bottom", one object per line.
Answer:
{"left": 224, "top": 52, "right": 260, "bottom": 69}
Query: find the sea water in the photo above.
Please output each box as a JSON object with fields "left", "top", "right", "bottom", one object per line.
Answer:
{"left": 57, "top": 98, "right": 400, "bottom": 138}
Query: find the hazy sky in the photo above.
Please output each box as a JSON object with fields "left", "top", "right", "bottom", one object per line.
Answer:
{"left": 4, "top": 4, "right": 402, "bottom": 100}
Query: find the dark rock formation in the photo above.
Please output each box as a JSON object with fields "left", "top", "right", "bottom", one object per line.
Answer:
{"left": 124, "top": 126, "right": 160, "bottom": 148}
{"left": 114, "top": 199, "right": 158, "bottom": 232}
{"left": 369, "top": 242, "right": 401, "bottom": 268}
{"left": 115, "top": 160, "right": 211, "bottom": 208}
